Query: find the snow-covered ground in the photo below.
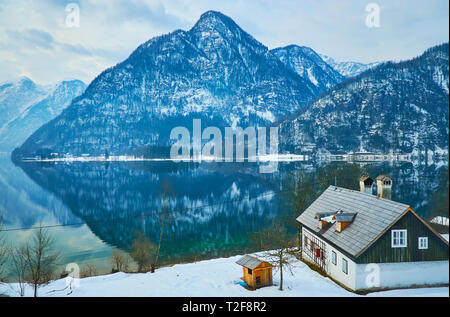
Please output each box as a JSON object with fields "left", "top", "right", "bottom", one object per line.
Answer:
{"left": 1, "top": 253, "right": 448, "bottom": 297}
{"left": 431, "top": 217, "right": 449, "bottom": 226}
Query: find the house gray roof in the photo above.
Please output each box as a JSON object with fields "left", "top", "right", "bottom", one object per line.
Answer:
{"left": 296, "top": 186, "right": 410, "bottom": 258}
{"left": 236, "top": 255, "right": 268, "bottom": 269}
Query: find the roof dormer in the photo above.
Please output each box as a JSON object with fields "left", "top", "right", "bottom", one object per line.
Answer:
{"left": 333, "top": 211, "right": 357, "bottom": 232}
{"left": 314, "top": 211, "right": 336, "bottom": 229}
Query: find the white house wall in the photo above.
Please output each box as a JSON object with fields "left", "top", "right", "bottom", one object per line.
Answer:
{"left": 302, "top": 227, "right": 357, "bottom": 290}
{"left": 355, "top": 260, "right": 449, "bottom": 291}
{"left": 301, "top": 227, "right": 449, "bottom": 292}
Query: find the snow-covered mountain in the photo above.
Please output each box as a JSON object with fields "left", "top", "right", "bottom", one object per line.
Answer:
{"left": 272, "top": 45, "right": 345, "bottom": 91}
{"left": 319, "top": 54, "right": 381, "bottom": 78}
{"left": 0, "top": 77, "right": 51, "bottom": 132}
{"left": 0, "top": 78, "right": 85, "bottom": 152}
{"left": 12, "top": 11, "right": 342, "bottom": 159}
{"left": 281, "top": 43, "right": 449, "bottom": 155}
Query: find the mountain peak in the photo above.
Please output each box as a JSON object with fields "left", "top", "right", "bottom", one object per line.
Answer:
{"left": 191, "top": 10, "right": 248, "bottom": 36}
{"left": 280, "top": 44, "right": 313, "bottom": 53}
{"left": 17, "top": 75, "right": 33, "bottom": 82}
{"left": 12, "top": 76, "right": 38, "bottom": 90}
{"left": 196, "top": 10, "right": 233, "bottom": 24}
{"left": 189, "top": 10, "right": 265, "bottom": 53}
{"left": 271, "top": 45, "right": 344, "bottom": 91}
{"left": 273, "top": 45, "right": 325, "bottom": 63}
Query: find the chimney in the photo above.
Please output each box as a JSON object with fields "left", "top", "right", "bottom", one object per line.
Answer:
{"left": 376, "top": 174, "right": 392, "bottom": 200}
{"left": 358, "top": 175, "right": 374, "bottom": 194}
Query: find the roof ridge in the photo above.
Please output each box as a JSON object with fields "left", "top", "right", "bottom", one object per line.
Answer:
{"left": 325, "top": 185, "right": 410, "bottom": 207}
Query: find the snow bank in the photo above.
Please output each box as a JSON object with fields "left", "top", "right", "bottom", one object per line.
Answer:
{"left": 1, "top": 254, "right": 448, "bottom": 297}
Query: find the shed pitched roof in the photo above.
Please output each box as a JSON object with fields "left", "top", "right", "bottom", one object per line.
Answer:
{"left": 236, "top": 255, "right": 268, "bottom": 269}
{"left": 296, "top": 186, "right": 410, "bottom": 258}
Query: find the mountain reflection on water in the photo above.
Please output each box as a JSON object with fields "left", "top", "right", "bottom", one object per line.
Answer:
{"left": 1, "top": 154, "right": 448, "bottom": 271}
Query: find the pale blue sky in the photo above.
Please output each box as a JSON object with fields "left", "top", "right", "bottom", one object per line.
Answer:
{"left": 0, "top": 0, "right": 448, "bottom": 85}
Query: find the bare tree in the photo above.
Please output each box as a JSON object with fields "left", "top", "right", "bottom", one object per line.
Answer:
{"left": 131, "top": 232, "right": 156, "bottom": 273}
{"left": 0, "top": 221, "right": 10, "bottom": 297}
{"left": 281, "top": 169, "right": 315, "bottom": 249}
{"left": 81, "top": 263, "right": 98, "bottom": 278}
{"left": 0, "top": 223, "right": 9, "bottom": 283}
{"left": 151, "top": 181, "right": 174, "bottom": 273}
{"left": 10, "top": 246, "right": 28, "bottom": 296}
{"left": 110, "top": 249, "right": 131, "bottom": 272}
{"left": 428, "top": 167, "right": 449, "bottom": 225}
{"left": 250, "top": 222, "right": 296, "bottom": 291}
{"left": 21, "top": 226, "right": 60, "bottom": 297}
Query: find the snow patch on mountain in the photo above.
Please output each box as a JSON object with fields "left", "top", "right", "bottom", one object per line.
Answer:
{"left": 0, "top": 78, "right": 85, "bottom": 152}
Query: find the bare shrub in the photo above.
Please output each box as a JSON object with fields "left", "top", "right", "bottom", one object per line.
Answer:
{"left": 110, "top": 249, "right": 131, "bottom": 272}
{"left": 80, "top": 263, "right": 98, "bottom": 278}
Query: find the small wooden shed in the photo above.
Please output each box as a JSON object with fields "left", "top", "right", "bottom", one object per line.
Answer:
{"left": 236, "top": 255, "right": 273, "bottom": 289}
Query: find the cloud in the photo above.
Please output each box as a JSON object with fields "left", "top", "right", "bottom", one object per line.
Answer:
{"left": 0, "top": 0, "right": 448, "bottom": 85}
{"left": 7, "top": 28, "right": 55, "bottom": 50}
{"left": 57, "top": 42, "right": 92, "bottom": 56}
{"left": 107, "top": 0, "right": 188, "bottom": 28}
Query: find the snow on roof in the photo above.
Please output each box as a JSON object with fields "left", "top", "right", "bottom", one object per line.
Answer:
{"left": 321, "top": 215, "right": 335, "bottom": 223}
{"left": 297, "top": 185, "right": 410, "bottom": 258}
{"left": 314, "top": 211, "right": 337, "bottom": 220}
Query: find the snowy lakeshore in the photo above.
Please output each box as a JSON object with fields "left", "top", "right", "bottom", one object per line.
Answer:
{"left": 1, "top": 253, "right": 448, "bottom": 297}
{"left": 20, "top": 154, "right": 310, "bottom": 163}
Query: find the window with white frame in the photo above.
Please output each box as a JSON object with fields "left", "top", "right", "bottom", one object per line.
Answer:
{"left": 332, "top": 250, "right": 337, "bottom": 265}
{"left": 418, "top": 237, "right": 428, "bottom": 250}
{"left": 342, "top": 258, "right": 348, "bottom": 274}
{"left": 391, "top": 229, "right": 407, "bottom": 248}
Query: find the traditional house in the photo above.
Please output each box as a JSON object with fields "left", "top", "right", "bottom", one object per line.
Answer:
{"left": 297, "top": 175, "right": 449, "bottom": 292}
{"left": 236, "top": 255, "right": 273, "bottom": 289}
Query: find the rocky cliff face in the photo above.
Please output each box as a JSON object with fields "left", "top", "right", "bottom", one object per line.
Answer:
{"left": 280, "top": 43, "right": 449, "bottom": 155}
{"left": 0, "top": 79, "right": 85, "bottom": 152}
{"left": 272, "top": 45, "right": 345, "bottom": 92}
{"left": 13, "top": 11, "right": 338, "bottom": 159}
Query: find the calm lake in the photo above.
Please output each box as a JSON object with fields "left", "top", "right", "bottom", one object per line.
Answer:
{"left": 0, "top": 153, "right": 448, "bottom": 276}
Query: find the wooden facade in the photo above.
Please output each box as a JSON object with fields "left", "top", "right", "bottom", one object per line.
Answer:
{"left": 239, "top": 261, "right": 273, "bottom": 289}
{"left": 357, "top": 209, "right": 449, "bottom": 264}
